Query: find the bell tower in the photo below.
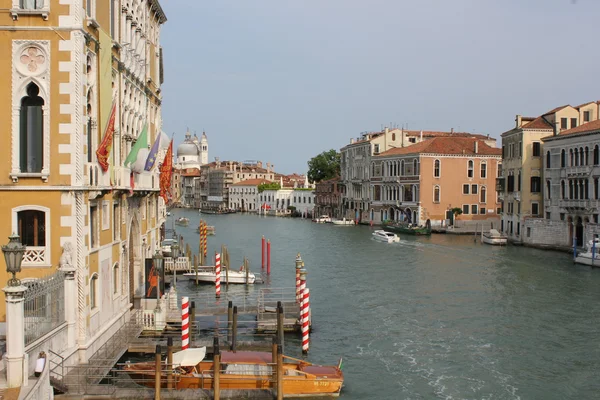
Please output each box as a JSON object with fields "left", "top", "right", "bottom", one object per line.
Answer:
{"left": 200, "top": 131, "right": 208, "bottom": 165}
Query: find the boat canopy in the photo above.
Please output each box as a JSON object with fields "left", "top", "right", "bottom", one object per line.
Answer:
{"left": 488, "top": 229, "right": 501, "bottom": 236}
{"left": 171, "top": 347, "right": 206, "bottom": 367}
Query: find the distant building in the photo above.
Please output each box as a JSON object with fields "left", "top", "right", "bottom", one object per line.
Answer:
{"left": 229, "top": 179, "right": 272, "bottom": 211}
{"left": 173, "top": 130, "right": 208, "bottom": 207}
{"left": 340, "top": 127, "right": 494, "bottom": 222}
{"left": 373, "top": 137, "right": 502, "bottom": 226}
{"left": 499, "top": 103, "right": 599, "bottom": 243}
{"left": 314, "top": 178, "right": 343, "bottom": 218}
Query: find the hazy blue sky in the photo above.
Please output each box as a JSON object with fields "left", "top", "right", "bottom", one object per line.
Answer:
{"left": 159, "top": 0, "right": 600, "bottom": 174}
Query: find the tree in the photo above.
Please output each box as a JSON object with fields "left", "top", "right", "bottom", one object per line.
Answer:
{"left": 307, "top": 149, "right": 340, "bottom": 183}
{"left": 451, "top": 207, "right": 463, "bottom": 226}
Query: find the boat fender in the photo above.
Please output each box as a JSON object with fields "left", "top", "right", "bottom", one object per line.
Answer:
{"left": 35, "top": 351, "right": 46, "bottom": 377}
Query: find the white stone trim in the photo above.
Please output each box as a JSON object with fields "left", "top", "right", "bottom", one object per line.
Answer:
{"left": 11, "top": 205, "right": 51, "bottom": 267}
{"left": 11, "top": 40, "right": 51, "bottom": 183}
{"left": 11, "top": 0, "right": 49, "bottom": 21}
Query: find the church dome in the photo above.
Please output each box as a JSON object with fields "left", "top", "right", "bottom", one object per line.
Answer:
{"left": 177, "top": 142, "right": 198, "bottom": 157}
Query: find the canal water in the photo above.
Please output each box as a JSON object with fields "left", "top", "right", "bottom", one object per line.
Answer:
{"left": 169, "top": 208, "right": 600, "bottom": 400}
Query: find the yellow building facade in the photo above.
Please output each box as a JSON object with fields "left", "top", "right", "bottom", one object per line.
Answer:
{"left": 0, "top": 0, "right": 167, "bottom": 362}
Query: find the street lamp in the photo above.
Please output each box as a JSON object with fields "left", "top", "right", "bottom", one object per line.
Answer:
{"left": 2, "top": 234, "right": 26, "bottom": 287}
{"left": 171, "top": 243, "right": 179, "bottom": 289}
{"left": 153, "top": 250, "right": 164, "bottom": 312}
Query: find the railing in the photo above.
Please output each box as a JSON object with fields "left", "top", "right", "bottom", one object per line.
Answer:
{"left": 84, "top": 162, "right": 111, "bottom": 187}
{"left": 23, "top": 270, "right": 66, "bottom": 346}
{"left": 113, "top": 166, "right": 132, "bottom": 190}
{"left": 565, "top": 166, "right": 592, "bottom": 176}
{"left": 559, "top": 199, "right": 600, "bottom": 209}
{"left": 22, "top": 246, "right": 48, "bottom": 266}
{"left": 164, "top": 257, "right": 190, "bottom": 272}
{"left": 134, "top": 171, "right": 160, "bottom": 191}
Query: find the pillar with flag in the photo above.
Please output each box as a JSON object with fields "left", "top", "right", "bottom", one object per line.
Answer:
{"left": 159, "top": 138, "right": 173, "bottom": 203}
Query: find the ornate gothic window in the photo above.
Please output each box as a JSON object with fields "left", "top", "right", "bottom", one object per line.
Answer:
{"left": 433, "top": 185, "right": 440, "bottom": 203}
{"left": 20, "top": 83, "right": 44, "bottom": 173}
{"left": 467, "top": 160, "right": 474, "bottom": 178}
{"left": 434, "top": 159, "right": 440, "bottom": 178}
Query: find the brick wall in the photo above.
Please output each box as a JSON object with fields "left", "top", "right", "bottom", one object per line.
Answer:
{"left": 522, "top": 218, "right": 570, "bottom": 248}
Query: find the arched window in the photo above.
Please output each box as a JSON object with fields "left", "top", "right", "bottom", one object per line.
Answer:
{"left": 467, "top": 160, "right": 474, "bottom": 178}
{"left": 480, "top": 186, "right": 486, "bottom": 203}
{"left": 20, "top": 82, "right": 44, "bottom": 173}
{"left": 595, "top": 145, "right": 600, "bottom": 165}
{"left": 570, "top": 149, "right": 574, "bottom": 166}
{"left": 579, "top": 148, "right": 584, "bottom": 167}
{"left": 480, "top": 162, "right": 487, "bottom": 178}
{"left": 546, "top": 151, "right": 551, "bottom": 169}
{"left": 561, "top": 149, "right": 566, "bottom": 167}
{"left": 413, "top": 159, "right": 418, "bottom": 175}
{"left": 392, "top": 133, "right": 396, "bottom": 141}
{"left": 585, "top": 146, "right": 589, "bottom": 165}
{"left": 575, "top": 149, "right": 579, "bottom": 166}
{"left": 401, "top": 160, "right": 405, "bottom": 176}
{"left": 569, "top": 180, "right": 573, "bottom": 199}
{"left": 90, "top": 273, "right": 98, "bottom": 309}
{"left": 434, "top": 159, "right": 440, "bottom": 178}
{"left": 546, "top": 180, "right": 551, "bottom": 199}
{"left": 113, "top": 263, "right": 119, "bottom": 294}
{"left": 433, "top": 185, "right": 440, "bottom": 203}
{"left": 561, "top": 180, "right": 565, "bottom": 199}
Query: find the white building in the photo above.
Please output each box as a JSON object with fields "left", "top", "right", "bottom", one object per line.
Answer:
{"left": 229, "top": 179, "right": 271, "bottom": 211}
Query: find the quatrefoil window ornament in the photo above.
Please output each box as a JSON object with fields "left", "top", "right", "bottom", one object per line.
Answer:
{"left": 20, "top": 47, "right": 45, "bottom": 73}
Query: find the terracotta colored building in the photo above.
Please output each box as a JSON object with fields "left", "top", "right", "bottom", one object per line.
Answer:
{"left": 314, "top": 178, "right": 343, "bottom": 218}
{"left": 372, "top": 137, "right": 502, "bottom": 226}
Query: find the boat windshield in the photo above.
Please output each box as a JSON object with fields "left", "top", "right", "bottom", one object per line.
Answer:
{"left": 162, "top": 239, "right": 176, "bottom": 246}
{"left": 224, "top": 363, "right": 272, "bottom": 376}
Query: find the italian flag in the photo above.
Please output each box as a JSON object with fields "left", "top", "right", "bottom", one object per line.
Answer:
{"left": 124, "top": 123, "right": 148, "bottom": 174}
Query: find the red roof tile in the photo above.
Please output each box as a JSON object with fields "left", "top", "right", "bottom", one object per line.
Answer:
{"left": 556, "top": 119, "right": 600, "bottom": 136}
{"left": 403, "top": 130, "right": 490, "bottom": 140}
{"left": 543, "top": 105, "right": 570, "bottom": 115}
{"left": 522, "top": 116, "right": 553, "bottom": 130}
{"left": 231, "top": 178, "right": 272, "bottom": 186}
{"left": 378, "top": 137, "right": 501, "bottom": 157}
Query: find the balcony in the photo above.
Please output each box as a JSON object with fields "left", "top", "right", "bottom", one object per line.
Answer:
{"left": 565, "top": 166, "right": 592, "bottom": 177}
{"left": 113, "top": 167, "right": 160, "bottom": 193}
{"left": 513, "top": 192, "right": 520, "bottom": 201}
{"left": 559, "top": 199, "right": 600, "bottom": 211}
{"left": 496, "top": 177, "right": 505, "bottom": 192}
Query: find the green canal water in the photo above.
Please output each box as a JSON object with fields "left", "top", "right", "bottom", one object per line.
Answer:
{"left": 169, "top": 209, "right": 600, "bottom": 400}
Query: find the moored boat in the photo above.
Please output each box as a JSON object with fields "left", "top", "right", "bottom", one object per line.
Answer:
{"left": 575, "top": 238, "right": 600, "bottom": 267}
{"left": 196, "top": 225, "right": 216, "bottom": 235}
{"left": 332, "top": 218, "right": 355, "bottom": 226}
{"left": 481, "top": 229, "right": 508, "bottom": 245}
{"left": 182, "top": 266, "right": 256, "bottom": 284}
{"left": 313, "top": 215, "right": 332, "bottom": 223}
{"left": 123, "top": 348, "right": 344, "bottom": 397}
{"left": 372, "top": 230, "right": 400, "bottom": 243}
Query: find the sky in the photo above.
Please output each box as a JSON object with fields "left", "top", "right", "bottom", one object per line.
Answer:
{"left": 159, "top": 0, "right": 600, "bottom": 174}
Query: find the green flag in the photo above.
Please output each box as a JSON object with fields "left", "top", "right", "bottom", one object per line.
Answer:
{"left": 124, "top": 123, "right": 148, "bottom": 170}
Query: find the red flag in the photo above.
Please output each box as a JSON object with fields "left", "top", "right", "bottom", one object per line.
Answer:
{"left": 159, "top": 140, "right": 173, "bottom": 203}
{"left": 95, "top": 101, "right": 117, "bottom": 172}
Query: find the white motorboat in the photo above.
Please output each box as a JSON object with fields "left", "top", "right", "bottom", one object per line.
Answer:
{"left": 161, "top": 238, "right": 177, "bottom": 256}
{"left": 481, "top": 229, "right": 508, "bottom": 245}
{"left": 332, "top": 218, "right": 355, "bottom": 226}
{"left": 183, "top": 266, "right": 256, "bottom": 284}
{"left": 574, "top": 238, "right": 600, "bottom": 267}
{"left": 175, "top": 217, "right": 189, "bottom": 226}
{"left": 313, "top": 215, "right": 332, "bottom": 223}
{"left": 372, "top": 230, "right": 400, "bottom": 243}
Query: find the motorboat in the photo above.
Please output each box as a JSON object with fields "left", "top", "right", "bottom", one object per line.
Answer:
{"left": 123, "top": 348, "right": 344, "bottom": 397}
{"left": 382, "top": 221, "right": 431, "bottom": 236}
{"left": 575, "top": 238, "right": 600, "bottom": 267}
{"left": 313, "top": 215, "right": 332, "bottom": 223}
{"left": 161, "top": 238, "right": 177, "bottom": 257}
{"left": 183, "top": 265, "right": 256, "bottom": 284}
{"left": 372, "top": 230, "right": 400, "bottom": 243}
{"left": 196, "top": 225, "right": 216, "bottom": 235}
{"left": 481, "top": 229, "right": 508, "bottom": 245}
{"left": 332, "top": 218, "right": 355, "bottom": 226}
{"left": 175, "top": 217, "right": 189, "bottom": 226}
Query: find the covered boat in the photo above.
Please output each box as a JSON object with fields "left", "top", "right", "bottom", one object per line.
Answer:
{"left": 382, "top": 221, "right": 431, "bottom": 236}
{"left": 575, "top": 238, "right": 600, "bottom": 267}
{"left": 372, "top": 230, "right": 400, "bottom": 243}
{"left": 175, "top": 217, "right": 189, "bottom": 226}
{"left": 481, "top": 229, "right": 508, "bottom": 245}
{"left": 182, "top": 265, "right": 256, "bottom": 284}
{"left": 122, "top": 349, "right": 344, "bottom": 397}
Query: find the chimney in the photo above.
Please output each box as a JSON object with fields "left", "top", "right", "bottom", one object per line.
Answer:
{"left": 257, "top": 161, "right": 263, "bottom": 168}
{"left": 351, "top": 138, "right": 355, "bottom": 144}
{"left": 401, "top": 128, "right": 405, "bottom": 148}
{"left": 229, "top": 161, "right": 233, "bottom": 171}
{"left": 450, "top": 128, "right": 454, "bottom": 134}
{"left": 420, "top": 130, "right": 423, "bottom": 141}
{"left": 474, "top": 141, "right": 478, "bottom": 154}
{"left": 266, "top": 162, "right": 271, "bottom": 172}
{"left": 385, "top": 127, "right": 389, "bottom": 135}
{"left": 554, "top": 121, "right": 560, "bottom": 136}
{"left": 516, "top": 114, "right": 522, "bottom": 128}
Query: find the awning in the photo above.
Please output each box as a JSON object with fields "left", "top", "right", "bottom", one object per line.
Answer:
{"left": 171, "top": 347, "right": 206, "bottom": 367}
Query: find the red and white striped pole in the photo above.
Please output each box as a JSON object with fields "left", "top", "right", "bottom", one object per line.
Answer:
{"left": 181, "top": 296, "right": 190, "bottom": 350}
{"left": 295, "top": 253, "right": 303, "bottom": 303}
{"left": 299, "top": 269, "right": 309, "bottom": 354}
{"left": 215, "top": 252, "right": 221, "bottom": 298}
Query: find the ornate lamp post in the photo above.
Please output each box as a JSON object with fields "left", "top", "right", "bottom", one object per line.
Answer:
{"left": 153, "top": 250, "right": 164, "bottom": 312}
{"left": 2, "top": 234, "right": 26, "bottom": 287}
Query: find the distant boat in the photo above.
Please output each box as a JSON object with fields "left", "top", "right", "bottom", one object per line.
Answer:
{"left": 200, "top": 209, "right": 236, "bottom": 215}
{"left": 175, "top": 217, "right": 189, "bottom": 226}
{"left": 332, "top": 218, "right": 355, "bottom": 226}
{"left": 313, "top": 215, "right": 332, "bottom": 223}
{"left": 182, "top": 266, "right": 256, "bottom": 284}
{"left": 196, "top": 225, "right": 215, "bottom": 235}
{"left": 575, "top": 238, "right": 600, "bottom": 267}
{"left": 372, "top": 230, "right": 400, "bottom": 243}
{"left": 382, "top": 221, "right": 431, "bottom": 236}
{"left": 481, "top": 229, "right": 508, "bottom": 245}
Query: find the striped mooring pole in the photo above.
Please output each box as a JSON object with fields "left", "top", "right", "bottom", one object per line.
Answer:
{"left": 295, "top": 253, "right": 303, "bottom": 303}
{"left": 299, "top": 269, "right": 309, "bottom": 354}
{"left": 181, "top": 296, "right": 190, "bottom": 350}
{"left": 215, "top": 251, "right": 221, "bottom": 298}
{"left": 202, "top": 222, "right": 207, "bottom": 257}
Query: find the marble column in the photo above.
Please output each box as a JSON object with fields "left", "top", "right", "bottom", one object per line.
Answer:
{"left": 59, "top": 265, "right": 77, "bottom": 349}
{"left": 3, "top": 285, "right": 27, "bottom": 388}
